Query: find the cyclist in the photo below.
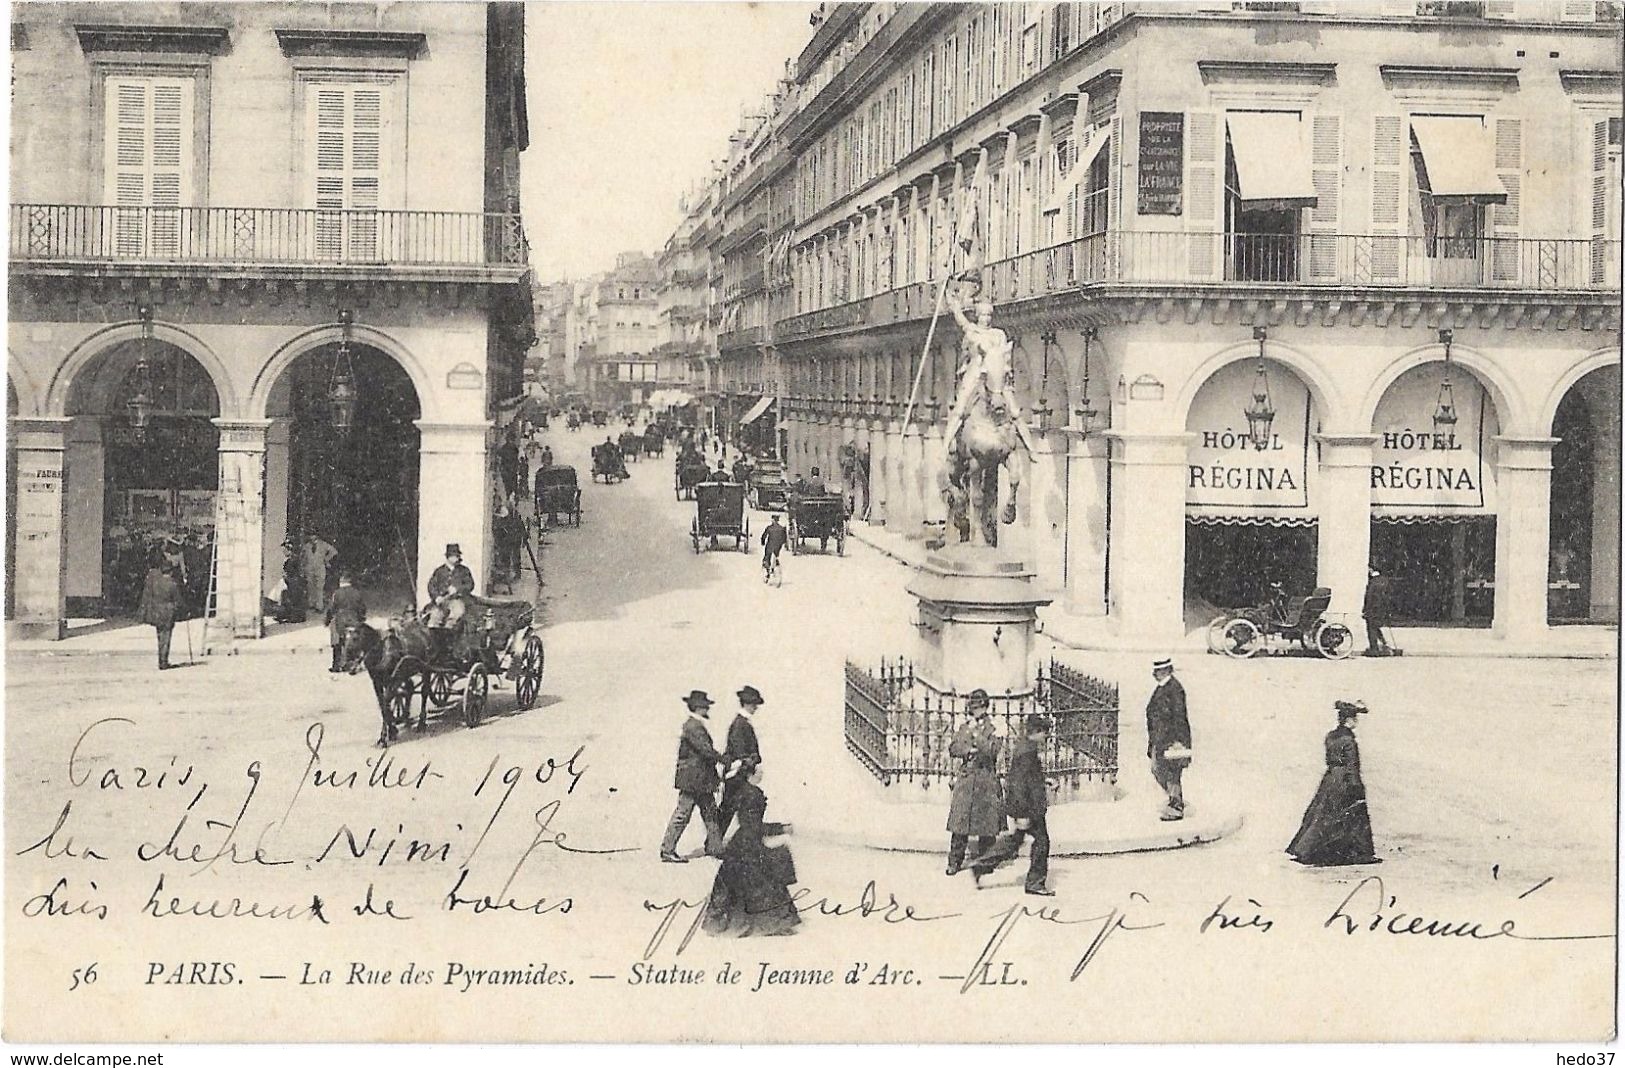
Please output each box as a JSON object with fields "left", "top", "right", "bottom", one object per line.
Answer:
{"left": 761, "top": 513, "right": 788, "bottom": 582}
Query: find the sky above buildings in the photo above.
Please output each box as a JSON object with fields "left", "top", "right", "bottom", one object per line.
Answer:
{"left": 522, "top": 1, "right": 816, "bottom": 281}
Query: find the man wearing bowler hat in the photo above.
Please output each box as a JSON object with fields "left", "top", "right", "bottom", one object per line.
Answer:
{"left": 1146, "top": 657, "right": 1192, "bottom": 821}
{"left": 968, "top": 714, "right": 1054, "bottom": 896}
{"left": 718, "top": 685, "right": 766, "bottom": 836}
{"left": 660, "top": 690, "right": 726, "bottom": 863}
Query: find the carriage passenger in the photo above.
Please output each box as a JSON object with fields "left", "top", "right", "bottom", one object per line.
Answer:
{"left": 806, "top": 467, "right": 827, "bottom": 495}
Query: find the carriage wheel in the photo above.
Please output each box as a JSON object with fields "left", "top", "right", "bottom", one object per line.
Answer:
{"left": 1219, "top": 618, "right": 1263, "bottom": 659}
{"left": 1313, "top": 621, "right": 1355, "bottom": 660}
{"left": 1205, "top": 617, "right": 1234, "bottom": 655}
{"left": 515, "top": 635, "right": 545, "bottom": 710}
{"left": 428, "top": 669, "right": 453, "bottom": 708}
{"left": 691, "top": 519, "right": 701, "bottom": 554}
{"left": 837, "top": 529, "right": 847, "bottom": 556}
{"left": 462, "top": 665, "right": 489, "bottom": 728}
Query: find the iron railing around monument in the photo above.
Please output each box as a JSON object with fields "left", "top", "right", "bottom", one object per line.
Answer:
{"left": 844, "top": 657, "right": 1118, "bottom": 797}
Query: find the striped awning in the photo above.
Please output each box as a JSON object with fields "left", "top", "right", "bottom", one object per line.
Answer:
{"left": 739, "top": 396, "right": 775, "bottom": 425}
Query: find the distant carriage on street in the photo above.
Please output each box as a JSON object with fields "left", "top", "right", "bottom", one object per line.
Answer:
{"left": 534, "top": 464, "right": 582, "bottom": 527}
{"left": 1206, "top": 586, "right": 1354, "bottom": 660}
{"left": 642, "top": 427, "right": 666, "bottom": 457}
{"left": 692, "top": 481, "right": 750, "bottom": 553}
{"left": 591, "top": 444, "right": 629, "bottom": 483}
{"left": 747, "top": 458, "right": 790, "bottom": 511}
{"left": 618, "top": 429, "right": 642, "bottom": 463}
{"left": 591, "top": 409, "right": 609, "bottom": 427}
{"left": 674, "top": 454, "right": 711, "bottom": 501}
{"left": 787, "top": 492, "right": 847, "bottom": 555}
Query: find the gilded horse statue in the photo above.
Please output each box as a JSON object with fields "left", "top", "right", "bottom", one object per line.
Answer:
{"left": 938, "top": 287, "right": 1035, "bottom": 548}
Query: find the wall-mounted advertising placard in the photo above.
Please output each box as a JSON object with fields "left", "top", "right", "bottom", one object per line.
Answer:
{"left": 1370, "top": 366, "right": 1497, "bottom": 515}
{"left": 1137, "top": 111, "right": 1185, "bottom": 216}
{"left": 1185, "top": 359, "right": 1313, "bottom": 516}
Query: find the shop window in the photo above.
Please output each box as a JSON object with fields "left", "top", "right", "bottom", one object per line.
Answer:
{"left": 1416, "top": 0, "right": 1485, "bottom": 14}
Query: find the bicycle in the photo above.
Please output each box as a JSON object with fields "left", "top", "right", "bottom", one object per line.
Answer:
{"left": 762, "top": 550, "right": 783, "bottom": 587}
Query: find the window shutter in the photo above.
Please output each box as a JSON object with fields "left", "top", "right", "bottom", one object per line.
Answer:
{"left": 105, "top": 75, "right": 192, "bottom": 257}
{"left": 1106, "top": 114, "right": 1122, "bottom": 232}
{"left": 1308, "top": 111, "right": 1343, "bottom": 281}
{"left": 1185, "top": 108, "right": 1222, "bottom": 281}
{"left": 1369, "top": 113, "right": 1406, "bottom": 282}
{"left": 308, "top": 83, "right": 385, "bottom": 261}
{"left": 1489, "top": 115, "right": 1522, "bottom": 283}
{"left": 1590, "top": 116, "right": 1613, "bottom": 284}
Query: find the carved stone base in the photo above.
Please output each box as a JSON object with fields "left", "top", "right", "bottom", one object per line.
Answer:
{"left": 905, "top": 544, "right": 1053, "bottom": 696}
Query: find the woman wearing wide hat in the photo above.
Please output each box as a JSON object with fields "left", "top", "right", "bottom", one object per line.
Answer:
{"left": 704, "top": 762, "right": 800, "bottom": 937}
{"left": 1287, "top": 700, "right": 1378, "bottom": 866}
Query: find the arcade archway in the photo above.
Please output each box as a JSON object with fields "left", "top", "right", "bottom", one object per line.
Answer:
{"left": 1183, "top": 357, "right": 1321, "bottom": 612}
{"left": 1548, "top": 365, "right": 1620, "bottom": 624}
{"left": 263, "top": 342, "right": 421, "bottom": 611}
{"left": 63, "top": 339, "right": 222, "bottom": 618}
{"left": 1368, "top": 362, "right": 1503, "bottom": 626}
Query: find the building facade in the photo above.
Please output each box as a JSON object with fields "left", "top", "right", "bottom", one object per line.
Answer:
{"left": 7, "top": 1, "right": 532, "bottom": 638}
{"left": 684, "top": 0, "right": 1621, "bottom": 644}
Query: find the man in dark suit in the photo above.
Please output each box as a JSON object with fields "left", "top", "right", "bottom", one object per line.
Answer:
{"left": 1363, "top": 566, "right": 1394, "bottom": 656}
{"left": 660, "top": 690, "right": 725, "bottom": 863}
{"left": 139, "top": 559, "right": 183, "bottom": 670}
{"left": 719, "top": 685, "right": 765, "bottom": 836}
{"left": 969, "top": 715, "right": 1054, "bottom": 896}
{"left": 324, "top": 572, "right": 367, "bottom": 673}
{"left": 1146, "top": 657, "right": 1192, "bottom": 821}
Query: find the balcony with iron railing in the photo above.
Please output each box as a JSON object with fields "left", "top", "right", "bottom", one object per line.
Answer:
{"left": 10, "top": 204, "right": 529, "bottom": 281}
{"left": 717, "top": 324, "right": 766, "bottom": 352}
{"left": 778, "top": 230, "right": 1622, "bottom": 340}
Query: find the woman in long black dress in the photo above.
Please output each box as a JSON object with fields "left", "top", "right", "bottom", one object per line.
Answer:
{"left": 1287, "top": 700, "right": 1378, "bottom": 866}
{"left": 704, "top": 765, "right": 800, "bottom": 937}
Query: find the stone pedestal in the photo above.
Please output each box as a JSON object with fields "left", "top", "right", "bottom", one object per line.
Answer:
{"left": 906, "top": 545, "right": 1053, "bottom": 696}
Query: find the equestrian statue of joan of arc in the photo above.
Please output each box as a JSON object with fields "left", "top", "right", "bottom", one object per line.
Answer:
{"left": 938, "top": 275, "right": 1037, "bottom": 546}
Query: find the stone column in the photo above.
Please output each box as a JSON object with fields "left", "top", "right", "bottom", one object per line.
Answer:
{"left": 416, "top": 421, "right": 492, "bottom": 602}
{"left": 9, "top": 417, "right": 70, "bottom": 638}
{"left": 63, "top": 417, "right": 105, "bottom": 605}
{"left": 1063, "top": 431, "right": 1110, "bottom": 616}
{"left": 1315, "top": 433, "right": 1378, "bottom": 620}
{"left": 1492, "top": 436, "right": 1556, "bottom": 643}
{"left": 1107, "top": 430, "right": 1194, "bottom": 642}
{"left": 210, "top": 418, "right": 272, "bottom": 640}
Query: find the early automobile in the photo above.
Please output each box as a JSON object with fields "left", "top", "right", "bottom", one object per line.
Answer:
{"left": 1206, "top": 586, "right": 1354, "bottom": 660}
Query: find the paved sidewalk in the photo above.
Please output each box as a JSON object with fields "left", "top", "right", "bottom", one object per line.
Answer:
{"left": 847, "top": 519, "right": 1619, "bottom": 661}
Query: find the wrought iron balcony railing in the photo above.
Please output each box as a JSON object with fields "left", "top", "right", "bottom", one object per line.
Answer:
{"left": 11, "top": 204, "right": 529, "bottom": 270}
{"left": 780, "top": 231, "right": 1621, "bottom": 340}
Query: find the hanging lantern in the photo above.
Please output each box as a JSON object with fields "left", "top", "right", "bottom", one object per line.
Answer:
{"left": 1033, "top": 327, "right": 1057, "bottom": 430}
{"left": 126, "top": 305, "right": 156, "bottom": 440}
{"left": 1433, "top": 328, "right": 1459, "bottom": 430}
{"left": 328, "top": 310, "right": 358, "bottom": 434}
{"left": 1243, "top": 326, "right": 1276, "bottom": 451}
{"left": 1074, "top": 326, "right": 1099, "bottom": 433}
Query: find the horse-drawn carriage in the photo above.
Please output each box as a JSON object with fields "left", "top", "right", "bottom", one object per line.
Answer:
{"left": 340, "top": 597, "right": 546, "bottom": 747}
{"left": 642, "top": 427, "right": 666, "bottom": 458}
{"left": 618, "top": 429, "right": 642, "bottom": 463}
{"left": 674, "top": 453, "right": 711, "bottom": 501}
{"left": 692, "top": 481, "right": 750, "bottom": 553}
{"left": 534, "top": 464, "right": 582, "bottom": 527}
{"left": 1206, "top": 586, "right": 1354, "bottom": 660}
{"left": 787, "top": 492, "right": 847, "bottom": 555}
{"left": 747, "top": 458, "right": 789, "bottom": 511}
{"left": 591, "top": 443, "right": 629, "bottom": 483}
{"left": 565, "top": 411, "right": 580, "bottom": 431}
{"left": 591, "top": 409, "right": 609, "bottom": 427}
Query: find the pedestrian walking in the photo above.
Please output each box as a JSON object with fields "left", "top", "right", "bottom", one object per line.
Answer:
{"left": 660, "top": 690, "right": 725, "bottom": 863}
{"left": 703, "top": 763, "right": 800, "bottom": 937}
{"left": 138, "top": 558, "right": 182, "bottom": 671}
{"left": 719, "top": 685, "right": 765, "bottom": 836}
{"left": 944, "top": 690, "right": 1005, "bottom": 876}
{"left": 967, "top": 714, "right": 1054, "bottom": 896}
{"left": 1363, "top": 567, "right": 1394, "bottom": 656}
{"left": 1287, "top": 700, "right": 1378, "bottom": 866}
{"left": 1146, "top": 657, "right": 1192, "bottom": 821}
{"left": 324, "top": 571, "right": 367, "bottom": 673}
